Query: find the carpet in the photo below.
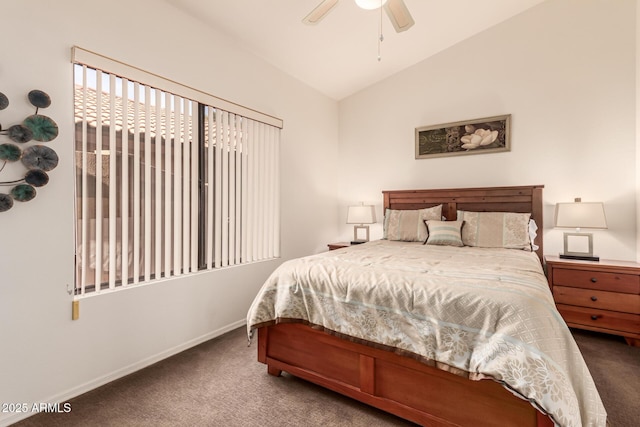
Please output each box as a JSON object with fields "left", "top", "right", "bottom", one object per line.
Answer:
{"left": 13, "top": 327, "right": 639, "bottom": 426}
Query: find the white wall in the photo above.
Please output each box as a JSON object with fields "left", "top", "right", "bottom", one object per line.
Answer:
{"left": 0, "top": 1, "right": 339, "bottom": 425}
{"left": 637, "top": 0, "right": 640, "bottom": 263}
{"left": 338, "top": 0, "right": 638, "bottom": 262}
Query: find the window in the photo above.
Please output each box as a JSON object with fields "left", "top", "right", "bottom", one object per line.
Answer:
{"left": 73, "top": 48, "right": 281, "bottom": 295}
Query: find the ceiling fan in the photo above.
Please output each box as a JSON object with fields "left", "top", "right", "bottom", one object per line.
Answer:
{"left": 303, "top": 0, "right": 415, "bottom": 33}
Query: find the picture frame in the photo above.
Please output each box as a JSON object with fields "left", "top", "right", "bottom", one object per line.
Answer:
{"left": 415, "top": 114, "right": 511, "bottom": 159}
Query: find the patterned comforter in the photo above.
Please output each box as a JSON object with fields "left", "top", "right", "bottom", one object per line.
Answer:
{"left": 247, "top": 240, "right": 607, "bottom": 426}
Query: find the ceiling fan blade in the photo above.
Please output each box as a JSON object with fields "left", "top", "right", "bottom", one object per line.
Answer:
{"left": 384, "top": 0, "right": 414, "bottom": 32}
{"left": 303, "top": 0, "right": 340, "bottom": 25}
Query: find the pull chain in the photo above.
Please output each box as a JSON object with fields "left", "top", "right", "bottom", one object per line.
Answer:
{"left": 377, "top": 0, "right": 384, "bottom": 61}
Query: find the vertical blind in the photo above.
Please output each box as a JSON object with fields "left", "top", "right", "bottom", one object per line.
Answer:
{"left": 73, "top": 48, "right": 281, "bottom": 295}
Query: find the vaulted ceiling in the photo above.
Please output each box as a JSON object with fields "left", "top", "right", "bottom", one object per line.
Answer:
{"left": 164, "top": 0, "right": 546, "bottom": 100}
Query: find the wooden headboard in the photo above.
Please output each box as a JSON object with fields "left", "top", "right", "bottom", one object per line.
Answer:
{"left": 382, "top": 185, "right": 544, "bottom": 261}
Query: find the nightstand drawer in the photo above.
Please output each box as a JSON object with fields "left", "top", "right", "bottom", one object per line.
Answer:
{"left": 553, "top": 286, "right": 640, "bottom": 314}
{"left": 552, "top": 268, "right": 640, "bottom": 294}
{"left": 557, "top": 304, "right": 640, "bottom": 334}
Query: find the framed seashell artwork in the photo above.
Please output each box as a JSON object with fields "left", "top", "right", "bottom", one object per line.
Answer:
{"left": 415, "top": 114, "right": 510, "bottom": 159}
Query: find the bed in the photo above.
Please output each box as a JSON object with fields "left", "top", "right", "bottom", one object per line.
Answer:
{"left": 247, "top": 185, "right": 606, "bottom": 427}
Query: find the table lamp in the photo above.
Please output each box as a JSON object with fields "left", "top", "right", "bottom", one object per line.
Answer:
{"left": 554, "top": 198, "right": 607, "bottom": 261}
{"left": 347, "top": 204, "right": 376, "bottom": 244}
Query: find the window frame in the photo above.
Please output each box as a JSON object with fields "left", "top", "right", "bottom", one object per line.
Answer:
{"left": 72, "top": 47, "right": 282, "bottom": 295}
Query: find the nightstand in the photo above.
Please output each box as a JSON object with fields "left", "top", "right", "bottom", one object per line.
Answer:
{"left": 545, "top": 255, "right": 640, "bottom": 347}
{"left": 327, "top": 242, "right": 351, "bottom": 251}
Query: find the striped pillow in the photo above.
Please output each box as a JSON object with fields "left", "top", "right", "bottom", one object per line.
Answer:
{"left": 424, "top": 220, "right": 464, "bottom": 247}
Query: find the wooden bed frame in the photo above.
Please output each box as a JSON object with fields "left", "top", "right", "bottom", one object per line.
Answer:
{"left": 257, "top": 185, "right": 552, "bottom": 426}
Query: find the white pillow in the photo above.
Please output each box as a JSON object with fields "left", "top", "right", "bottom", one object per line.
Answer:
{"left": 529, "top": 219, "right": 539, "bottom": 251}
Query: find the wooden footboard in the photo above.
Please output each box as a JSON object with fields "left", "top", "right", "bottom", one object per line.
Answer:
{"left": 258, "top": 323, "right": 553, "bottom": 427}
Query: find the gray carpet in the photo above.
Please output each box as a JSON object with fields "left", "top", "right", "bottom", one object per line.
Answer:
{"left": 14, "top": 327, "right": 639, "bottom": 427}
{"left": 571, "top": 330, "right": 639, "bottom": 427}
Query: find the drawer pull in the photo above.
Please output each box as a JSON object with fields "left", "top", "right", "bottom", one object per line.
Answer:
{"left": 590, "top": 315, "right": 599, "bottom": 321}
{"left": 590, "top": 296, "right": 598, "bottom": 302}
{"left": 590, "top": 277, "right": 597, "bottom": 283}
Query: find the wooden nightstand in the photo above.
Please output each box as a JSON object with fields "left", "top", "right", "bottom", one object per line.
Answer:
{"left": 327, "top": 242, "right": 351, "bottom": 251}
{"left": 545, "top": 255, "right": 640, "bottom": 347}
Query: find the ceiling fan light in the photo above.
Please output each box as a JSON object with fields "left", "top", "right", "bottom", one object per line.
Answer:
{"left": 355, "top": 0, "right": 388, "bottom": 10}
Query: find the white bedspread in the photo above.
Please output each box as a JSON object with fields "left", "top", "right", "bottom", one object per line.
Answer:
{"left": 247, "top": 240, "right": 607, "bottom": 427}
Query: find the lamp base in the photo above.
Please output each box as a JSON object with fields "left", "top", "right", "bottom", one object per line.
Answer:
{"left": 353, "top": 225, "right": 370, "bottom": 243}
{"left": 561, "top": 232, "right": 598, "bottom": 261}
{"left": 559, "top": 254, "right": 600, "bottom": 262}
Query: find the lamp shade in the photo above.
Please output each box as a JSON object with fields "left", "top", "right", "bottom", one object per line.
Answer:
{"left": 554, "top": 201, "right": 607, "bottom": 229}
{"left": 347, "top": 205, "right": 376, "bottom": 224}
{"left": 355, "top": 0, "right": 388, "bottom": 10}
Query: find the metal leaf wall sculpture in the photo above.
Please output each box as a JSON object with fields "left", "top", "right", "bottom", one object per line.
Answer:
{"left": 0, "top": 90, "right": 58, "bottom": 212}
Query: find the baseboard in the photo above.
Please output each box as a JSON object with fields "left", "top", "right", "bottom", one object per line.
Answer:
{"left": 0, "top": 319, "right": 247, "bottom": 427}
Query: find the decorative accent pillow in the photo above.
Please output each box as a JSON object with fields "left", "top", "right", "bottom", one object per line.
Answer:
{"left": 424, "top": 220, "right": 464, "bottom": 247}
{"left": 456, "top": 210, "right": 532, "bottom": 251}
{"left": 383, "top": 205, "right": 442, "bottom": 242}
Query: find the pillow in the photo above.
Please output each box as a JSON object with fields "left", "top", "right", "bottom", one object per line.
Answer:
{"left": 384, "top": 205, "right": 442, "bottom": 242}
{"left": 424, "top": 220, "right": 464, "bottom": 247}
{"left": 456, "top": 210, "right": 532, "bottom": 251}
{"left": 529, "top": 219, "right": 539, "bottom": 251}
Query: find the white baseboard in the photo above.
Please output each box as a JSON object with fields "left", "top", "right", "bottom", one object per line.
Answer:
{"left": 0, "top": 319, "right": 247, "bottom": 427}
